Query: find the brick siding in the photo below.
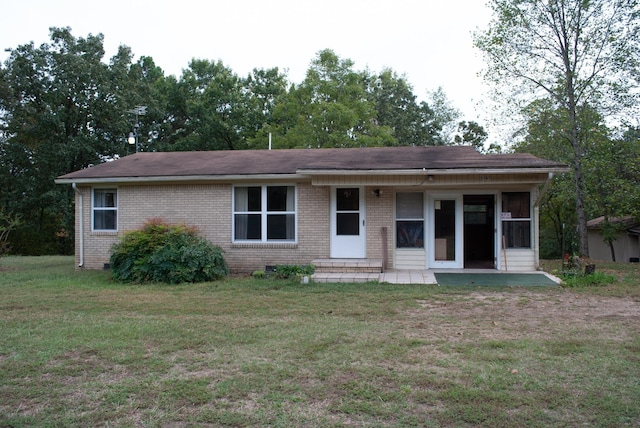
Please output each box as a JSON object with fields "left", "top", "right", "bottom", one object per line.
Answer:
{"left": 75, "top": 182, "right": 336, "bottom": 273}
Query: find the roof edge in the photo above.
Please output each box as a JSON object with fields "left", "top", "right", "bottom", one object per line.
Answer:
{"left": 55, "top": 173, "right": 303, "bottom": 185}
{"left": 297, "top": 167, "right": 570, "bottom": 176}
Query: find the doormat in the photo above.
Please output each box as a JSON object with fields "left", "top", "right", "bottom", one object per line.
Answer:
{"left": 434, "top": 273, "right": 558, "bottom": 287}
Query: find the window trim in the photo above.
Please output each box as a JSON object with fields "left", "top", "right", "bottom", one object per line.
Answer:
{"left": 92, "top": 187, "right": 118, "bottom": 232}
{"left": 232, "top": 184, "right": 297, "bottom": 243}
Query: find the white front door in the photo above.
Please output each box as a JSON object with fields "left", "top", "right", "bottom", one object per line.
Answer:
{"left": 428, "top": 195, "right": 463, "bottom": 268}
{"left": 330, "top": 187, "right": 366, "bottom": 258}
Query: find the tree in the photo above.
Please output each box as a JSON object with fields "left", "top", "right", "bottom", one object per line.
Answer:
{"left": 427, "top": 87, "right": 462, "bottom": 145}
{"left": 584, "top": 128, "right": 640, "bottom": 261}
{"left": 516, "top": 99, "right": 640, "bottom": 258}
{"left": 515, "top": 99, "right": 599, "bottom": 256}
{"left": 0, "top": 209, "right": 21, "bottom": 257}
{"left": 0, "top": 27, "right": 152, "bottom": 253}
{"left": 453, "top": 121, "right": 489, "bottom": 151}
{"left": 268, "top": 50, "right": 395, "bottom": 148}
{"left": 474, "top": 0, "right": 640, "bottom": 256}
{"left": 161, "top": 60, "right": 288, "bottom": 151}
{"left": 366, "top": 69, "right": 442, "bottom": 146}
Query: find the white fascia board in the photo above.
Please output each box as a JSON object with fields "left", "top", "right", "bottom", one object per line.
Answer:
{"left": 297, "top": 167, "right": 570, "bottom": 176}
{"left": 55, "top": 173, "right": 302, "bottom": 185}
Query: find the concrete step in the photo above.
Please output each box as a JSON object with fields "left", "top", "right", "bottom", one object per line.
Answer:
{"left": 312, "top": 259, "right": 383, "bottom": 274}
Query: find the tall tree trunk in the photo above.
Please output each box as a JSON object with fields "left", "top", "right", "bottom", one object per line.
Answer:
{"left": 571, "top": 148, "right": 589, "bottom": 256}
{"left": 609, "top": 241, "right": 616, "bottom": 262}
{"left": 561, "top": 7, "right": 590, "bottom": 258}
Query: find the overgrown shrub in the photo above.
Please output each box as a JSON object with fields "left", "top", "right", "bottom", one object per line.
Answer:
{"left": 561, "top": 271, "right": 616, "bottom": 288}
{"left": 252, "top": 270, "right": 266, "bottom": 279}
{"left": 110, "top": 219, "right": 228, "bottom": 284}
{"left": 273, "top": 264, "right": 315, "bottom": 280}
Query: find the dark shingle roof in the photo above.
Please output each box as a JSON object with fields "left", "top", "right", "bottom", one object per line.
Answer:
{"left": 56, "top": 146, "right": 568, "bottom": 182}
{"left": 587, "top": 216, "right": 640, "bottom": 231}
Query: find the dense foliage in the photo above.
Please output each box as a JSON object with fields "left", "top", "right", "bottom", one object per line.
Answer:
{"left": 515, "top": 102, "right": 640, "bottom": 258}
{"left": 0, "top": 28, "right": 477, "bottom": 256}
{"left": 110, "top": 219, "right": 228, "bottom": 284}
{"left": 475, "top": 0, "right": 640, "bottom": 256}
{"left": 3, "top": 19, "right": 637, "bottom": 259}
{"left": 273, "top": 264, "right": 315, "bottom": 280}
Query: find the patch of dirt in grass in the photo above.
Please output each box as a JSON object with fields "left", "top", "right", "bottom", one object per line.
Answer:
{"left": 410, "top": 289, "right": 640, "bottom": 343}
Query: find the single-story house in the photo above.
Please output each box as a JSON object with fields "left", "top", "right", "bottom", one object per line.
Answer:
{"left": 55, "top": 146, "right": 568, "bottom": 275}
{"left": 587, "top": 216, "right": 640, "bottom": 263}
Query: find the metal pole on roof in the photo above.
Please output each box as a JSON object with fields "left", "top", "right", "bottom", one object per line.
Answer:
{"left": 127, "top": 106, "right": 147, "bottom": 153}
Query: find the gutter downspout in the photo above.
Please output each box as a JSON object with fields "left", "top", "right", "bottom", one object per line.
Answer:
{"left": 72, "top": 183, "right": 84, "bottom": 268}
{"left": 533, "top": 173, "right": 554, "bottom": 270}
{"left": 535, "top": 172, "right": 554, "bottom": 207}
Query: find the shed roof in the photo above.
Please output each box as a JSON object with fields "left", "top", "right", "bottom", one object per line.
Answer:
{"left": 587, "top": 216, "right": 640, "bottom": 232}
{"left": 56, "top": 146, "right": 568, "bottom": 183}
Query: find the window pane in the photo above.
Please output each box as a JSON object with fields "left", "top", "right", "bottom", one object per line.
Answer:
{"left": 434, "top": 200, "right": 456, "bottom": 260}
{"left": 247, "top": 187, "right": 261, "bottom": 211}
{"left": 235, "top": 214, "right": 261, "bottom": 240}
{"left": 337, "top": 188, "right": 359, "bottom": 211}
{"left": 94, "top": 189, "right": 117, "bottom": 208}
{"left": 94, "top": 210, "right": 117, "bottom": 230}
{"left": 502, "top": 192, "right": 530, "bottom": 219}
{"left": 234, "top": 186, "right": 261, "bottom": 212}
{"left": 397, "top": 193, "right": 423, "bottom": 219}
{"left": 397, "top": 220, "right": 424, "bottom": 248}
{"left": 267, "top": 214, "right": 294, "bottom": 240}
{"left": 267, "top": 186, "right": 290, "bottom": 211}
{"left": 503, "top": 221, "right": 531, "bottom": 248}
{"left": 234, "top": 187, "right": 248, "bottom": 211}
{"left": 464, "top": 208, "right": 487, "bottom": 225}
{"left": 337, "top": 213, "right": 359, "bottom": 235}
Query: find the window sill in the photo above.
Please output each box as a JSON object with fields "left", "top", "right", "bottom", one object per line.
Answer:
{"left": 91, "top": 230, "right": 119, "bottom": 236}
{"left": 231, "top": 242, "right": 298, "bottom": 249}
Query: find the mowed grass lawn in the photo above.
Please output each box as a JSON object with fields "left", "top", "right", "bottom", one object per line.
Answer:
{"left": 1, "top": 257, "right": 639, "bottom": 427}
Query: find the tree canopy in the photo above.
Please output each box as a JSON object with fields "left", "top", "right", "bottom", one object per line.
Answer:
{"left": 474, "top": 0, "right": 640, "bottom": 256}
{"left": 1, "top": 29, "right": 480, "bottom": 255}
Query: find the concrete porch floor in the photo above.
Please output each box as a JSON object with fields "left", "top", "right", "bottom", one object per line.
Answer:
{"left": 312, "top": 270, "right": 437, "bottom": 284}
{"left": 311, "top": 269, "right": 562, "bottom": 285}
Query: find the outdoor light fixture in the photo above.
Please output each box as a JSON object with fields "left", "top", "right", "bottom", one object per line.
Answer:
{"left": 127, "top": 106, "right": 147, "bottom": 153}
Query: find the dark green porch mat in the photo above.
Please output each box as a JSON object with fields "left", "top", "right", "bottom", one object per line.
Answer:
{"left": 434, "top": 273, "right": 558, "bottom": 287}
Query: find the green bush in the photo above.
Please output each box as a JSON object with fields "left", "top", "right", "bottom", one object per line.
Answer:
{"left": 252, "top": 270, "right": 266, "bottom": 279}
{"left": 561, "top": 271, "right": 616, "bottom": 288}
{"left": 110, "top": 219, "right": 228, "bottom": 284}
{"left": 273, "top": 264, "right": 315, "bottom": 280}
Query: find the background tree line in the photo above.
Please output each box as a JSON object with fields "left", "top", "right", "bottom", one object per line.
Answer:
{"left": 0, "top": 27, "right": 484, "bottom": 255}
{"left": 475, "top": 0, "right": 640, "bottom": 260}
{"left": 2, "top": 1, "right": 639, "bottom": 261}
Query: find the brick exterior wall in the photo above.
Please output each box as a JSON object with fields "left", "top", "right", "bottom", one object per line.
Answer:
{"left": 73, "top": 181, "right": 539, "bottom": 273}
{"left": 75, "top": 182, "right": 335, "bottom": 273}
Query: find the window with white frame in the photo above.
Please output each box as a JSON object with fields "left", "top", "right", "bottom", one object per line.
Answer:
{"left": 93, "top": 188, "right": 118, "bottom": 231}
{"left": 396, "top": 192, "right": 424, "bottom": 248}
{"left": 233, "top": 185, "right": 296, "bottom": 241}
{"left": 501, "top": 192, "right": 531, "bottom": 248}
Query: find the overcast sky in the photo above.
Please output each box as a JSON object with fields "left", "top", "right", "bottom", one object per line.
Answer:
{"left": 2, "top": 0, "right": 493, "bottom": 122}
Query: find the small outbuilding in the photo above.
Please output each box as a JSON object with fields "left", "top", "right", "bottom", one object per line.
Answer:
{"left": 587, "top": 216, "right": 640, "bottom": 263}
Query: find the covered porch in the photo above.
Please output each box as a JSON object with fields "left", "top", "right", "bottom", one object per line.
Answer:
{"left": 310, "top": 258, "right": 560, "bottom": 285}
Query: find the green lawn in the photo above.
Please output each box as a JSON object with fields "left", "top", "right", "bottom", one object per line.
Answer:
{"left": 1, "top": 256, "right": 639, "bottom": 427}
